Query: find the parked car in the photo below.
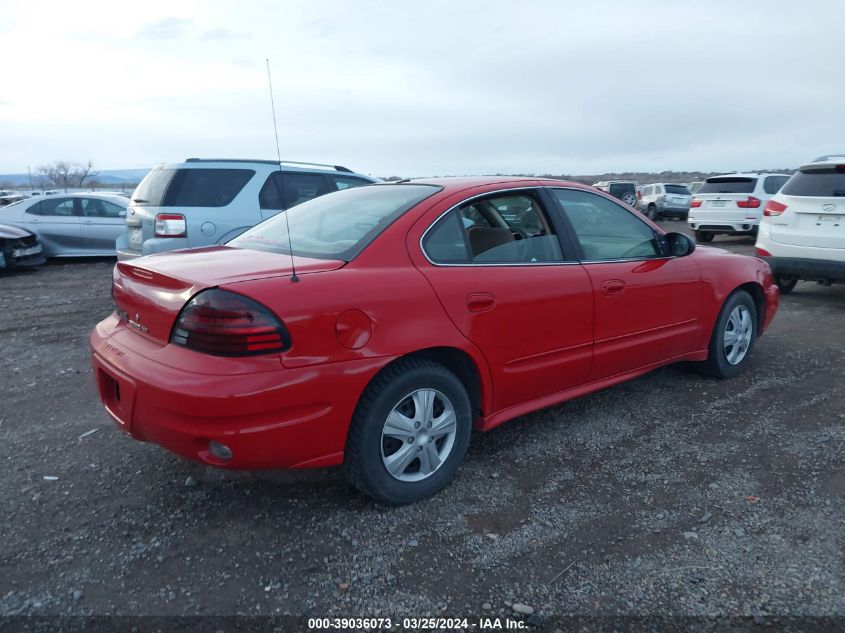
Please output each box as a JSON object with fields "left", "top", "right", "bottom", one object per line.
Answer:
{"left": 755, "top": 156, "right": 845, "bottom": 293}
{"left": 0, "top": 193, "right": 128, "bottom": 257}
{"left": 91, "top": 177, "right": 779, "bottom": 504}
{"left": 639, "top": 183, "right": 692, "bottom": 220}
{"left": 0, "top": 223, "right": 45, "bottom": 270}
{"left": 117, "top": 158, "right": 378, "bottom": 260}
{"left": 592, "top": 180, "right": 638, "bottom": 207}
{"left": 687, "top": 173, "right": 791, "bottom": 242}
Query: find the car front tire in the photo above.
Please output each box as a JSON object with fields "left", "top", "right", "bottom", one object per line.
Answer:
{"left": 694, "top": 230, "right": 714, "bottom": 243}
{"left": 343, "top": 358, "right": 472, "bottom": 505}
{"left": 697, "top": 290, "right": 757, "bottom": 379}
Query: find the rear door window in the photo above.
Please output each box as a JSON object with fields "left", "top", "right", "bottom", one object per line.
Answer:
{"left": 781, "top": 168, "right": 845, "bottom": 197}
{"left": 423, "top": 192, "right": 564, "bottom": 264}
{"left": 699, "top": 177, "right": 757, "bottom": 194}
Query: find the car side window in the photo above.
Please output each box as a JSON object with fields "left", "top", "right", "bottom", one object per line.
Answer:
{"left": 423, "top": 192, "right": 564, "bottom": 264}
{"left": 259, "top": 172, "right": 331, "bottom": 210}
{"left": 551, "top": 188, "right": 662, "bottom": 261}
{"left": 331, "top": 175, "right": 371, "bottom": 190}
{"left": 28, "top": 197, "right": 77, "bottom": 217}
{"left": 81, "top": 198, "right": 124, "bottom": 218}
{"left": 763, "top": 175, "right": 789, "bottom": 194}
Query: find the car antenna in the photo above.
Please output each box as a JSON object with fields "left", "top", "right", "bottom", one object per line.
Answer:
{"left": 266, "top": 58, "right": 299, "bottom": 283}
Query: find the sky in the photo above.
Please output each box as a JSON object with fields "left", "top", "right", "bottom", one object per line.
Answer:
{"left": 0, "top": 0, "right": 843, "bottom": 177}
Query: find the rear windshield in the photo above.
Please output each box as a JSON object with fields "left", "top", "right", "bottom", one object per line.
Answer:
{"left": 229, "top": 184, "right": 440, "bottom": 261}
{"left": 131, "top": 168, "right": 254, "bottom": 207}
{"left": 782, "top": 167, "right": 845, "bottom": 197}
{"left": 699, "top": 177, "right": 756, "bottom": 194}
{"left": 608, "top": 183, "right": 635, "bottom": 196}
{"left": 664, "top": 185, "right": 690, "bottom": 195}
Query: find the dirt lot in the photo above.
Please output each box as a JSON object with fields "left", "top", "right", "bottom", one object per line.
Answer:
{"left": 1, "top": 222, "right": 843, "bottom": 626}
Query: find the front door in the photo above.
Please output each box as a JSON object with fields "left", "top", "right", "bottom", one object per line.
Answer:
{"left": 548, "top": 187, "right": 703, "bottom": 380}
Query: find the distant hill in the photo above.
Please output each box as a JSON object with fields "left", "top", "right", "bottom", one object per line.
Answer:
{"left": 0, "top": 168, "right": 150, "bottom": 187}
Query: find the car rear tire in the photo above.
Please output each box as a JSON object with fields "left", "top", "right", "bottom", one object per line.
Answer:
{"left": 343, "top": 358, "right": 472, "bottom": 505}
{"left": 697, "top": 290, "right": 757, "bottom": 379}
{"left": 647, "top": 205, "right": 659, "bottom": 220}
{"left": 774, "top": 274, "right": 798, "bottom": 294}
{"left": 694, "top": 230, "right": 714, "bottom": 243}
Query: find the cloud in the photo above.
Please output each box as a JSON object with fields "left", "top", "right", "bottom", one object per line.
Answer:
{"left": 135, "top": 17, "right": 191, "bottom": 40}
{"left": 200, "top": 28, "right": 248, "bottom": 41}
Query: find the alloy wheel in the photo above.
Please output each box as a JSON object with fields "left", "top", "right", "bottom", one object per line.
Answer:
{"left": 724, "top": 305, "right": 753, "bottom": 365}
{"left": 381, "top": 388, "right": 457, "bottom": 482}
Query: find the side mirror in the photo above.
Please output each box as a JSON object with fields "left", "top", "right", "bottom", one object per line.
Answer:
{"left": 665, "top": 231, "right": 695, "bottom": 257}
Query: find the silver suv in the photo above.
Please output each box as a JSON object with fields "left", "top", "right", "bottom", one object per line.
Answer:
{"left": 117, "top": 158, "right": 378, "bottom": 260}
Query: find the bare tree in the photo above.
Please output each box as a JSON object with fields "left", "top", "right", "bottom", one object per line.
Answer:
{"left": 37, "top": 160, "right": 100, "bottom": 191}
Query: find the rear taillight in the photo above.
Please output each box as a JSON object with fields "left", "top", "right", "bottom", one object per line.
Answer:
{"left": 736, "top": 196, "right": 761, "bottom": 208}
{"left": 170, "top": 289, "right": 291, "bottom": 356}
{"left": 690, "top": 198, "right": 702, "bottom": 208}
{"left": 764, "top": 200, "right": 788, "bottom": 217}
{"left": 755, "top": 247, "right": 772, "bottom": 257}
{"left": 155, "top": 213, "right": 187, "bottom": 237}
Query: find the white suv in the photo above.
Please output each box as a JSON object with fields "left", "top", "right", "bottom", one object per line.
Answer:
{"left": 638, "top": 183, "right": 692, "bottom": 220}
{"left": 117, "top": 158, "right": 378, "bottom": 260}
{"left": 687, "top": 172, "right": 790, "bottom": 242}
{"left": 755, "top": 155, "right": 845, "bottom": 293}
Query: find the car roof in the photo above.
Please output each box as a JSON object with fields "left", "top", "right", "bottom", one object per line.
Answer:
{"left": 706, "top": 172, "right": 790, "bottom": 179}
{"left": 388, "top": 176, "right": 589, "bottom": 196}
{"left": 152, "top": 158, "right": 372, "bottom": 178}
{"left": 803, "top": 156, "right": 845, "bottom": 169}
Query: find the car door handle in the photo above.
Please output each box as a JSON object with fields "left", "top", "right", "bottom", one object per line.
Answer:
{"left": 601, "top": 279, "right": 626, "bottom": 295}
{"left": 466, "top": 292, "right": 495, "bottom": 312}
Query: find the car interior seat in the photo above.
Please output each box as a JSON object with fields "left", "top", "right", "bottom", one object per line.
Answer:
{"left": 466, "top": 225, "right": 514, "bottom": 258}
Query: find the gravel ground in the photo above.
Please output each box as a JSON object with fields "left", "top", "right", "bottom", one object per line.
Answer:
{"left": 1, "top": 222, "right": 843, "bottom": 626}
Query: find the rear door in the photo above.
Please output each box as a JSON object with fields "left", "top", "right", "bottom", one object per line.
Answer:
{"left": 771, "top": 166, "right": 845, "bottom": 248}
{"left": 22, "top": 197, "right": 82, "bottom": 255}
{"left": 549, "top": 187, "right": 702, "bottom": 380}
{"left": 416, "top": 188, "right": 594, "bottom": 412}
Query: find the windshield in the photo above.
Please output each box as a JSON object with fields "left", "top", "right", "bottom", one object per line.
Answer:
{"left": 229, "top": 184, "right": 441, "bottom": 260}
{"left": 782, "top": 167, "right": 845, "bottom": 197}
{"left": 699, "top": 177, "right": 756, "bottom": 194}
{"left": 664, "top": 185, "right": 690, "bottom": 195}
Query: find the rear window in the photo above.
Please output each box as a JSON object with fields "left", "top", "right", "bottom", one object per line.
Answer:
{"left": 664, "top": 185, "right": 690, "bottom": 195}
{"left": 131, "top": 168, "right": 254, "bottom": 207}
{"left": 229, "top": 184, "right": 440, "bottom": 261}
{"left": 608, "top": 183, "right": 635, "bottom": 196}
{"left": 699, "top": 177, "right": 756, "bottom": 194}
{"left": 782, "top": 167, "right": 845, "bottom": 197}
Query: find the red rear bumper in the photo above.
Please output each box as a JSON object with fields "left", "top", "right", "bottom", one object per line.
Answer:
{"left": 90, "top": 314, "right": 385, "bottom": 469}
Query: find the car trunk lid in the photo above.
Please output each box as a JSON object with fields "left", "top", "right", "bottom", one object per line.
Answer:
{"left": 770, "top": 195, "right": 844, "bottom": 248}
{"left": 112, "top": 246, "right": 345, "bottom": 345}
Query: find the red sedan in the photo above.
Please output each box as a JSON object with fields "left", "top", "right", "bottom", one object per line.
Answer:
{"left": 90, "top": 177, "right": 779, "bottom": 504}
